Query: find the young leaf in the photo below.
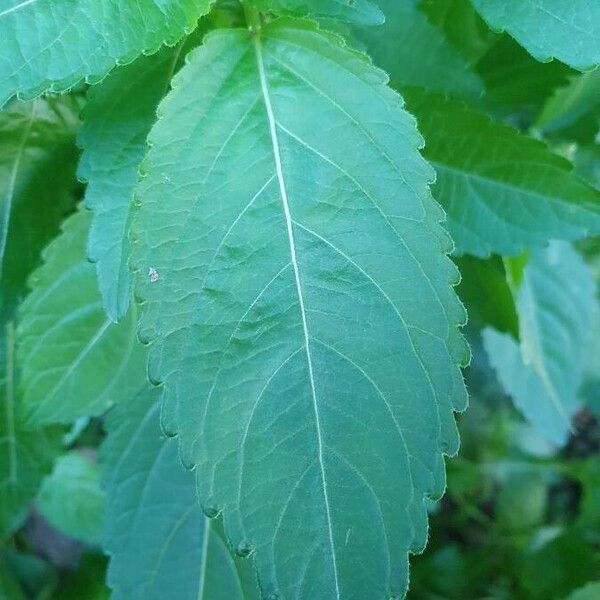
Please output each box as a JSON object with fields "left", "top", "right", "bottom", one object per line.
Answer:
{"left": 78, "top": 45, "right": 194, "bottom": 322}
{"left": 0, "top": 320, "right": 60, "bottom": 538}
{"left": 483, "top": 242, "right": 597, "bottom": 444}
{"left": 0, "top": 0, "right": 214, "bottom": 107}
{"left": 469, "top": 0, "right": 600, "bottom": 71}
{"left": 352, "top": 0, "right": 483, "bottom": 99}
{"left": 36, "top": 452, "right": 104, "bottom": 545}
{"left": 0, "top": 97, "right": 80, "bottom": 317}
{"left": 102, "top": 386, "right": 259, "bottom": 600}
{"left": 403, "top": 88, "right": 600, "bottom": 257}
{"left": 16, "top": 206, "right": 146, "bottom": 427}
{"left": 254, "top": 0, "right": 384, "bottom": 25}
{"left": 132, "top": 19, "right": 467, "bottom": 599}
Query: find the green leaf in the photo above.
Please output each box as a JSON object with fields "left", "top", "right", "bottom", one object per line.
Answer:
{"left": 78, "top": 44, "right": 194, "bottom": 322}
{"left": 0, "top": 552, "right": 26, "bottom": 600}
{"left": 352, "top": 0, "right": 484, "bottom": 98}
{"left": 403, "top": 88, "right": 600, "bottom": 257}
{"left": 0, "top": 320, "right": 60, "bottom": 538}
{"left": 483, "top": 242, "right": 597, "bottom": 444}
{"left": 36, "top": 452, "right": 104, "bottom": 545}
{"left": 536, "top": 69, "right": 600, "bottom": 134}
{"left": 255, "top": 0, "right": 383, "bottom": 24}
{"left": 455, "top": 255, "right": 518, "bottom": 336}
{"left": 132, "top": 19, "right": 467, "bottom": 599}
{"left": 475, "top": 35, "right": 573, "bottom": 118}
{"left": 0, "top": 97, "right": 80, "bottom": 317}
{"left": 102, "top": 386, "right": 259, "bottom": 600}
{"left": 0, "top": 0, "right": 214, "bottom": 107}
{"left": 565, "top": 583, "right": 600, "bottom": 600}
{"left": 420, "top": 0, "right": 498, "bottom": 64}
{"left": 470, "top": 0, "right": 600, "bottom": 71}
{"left": 16, "top": 206, "right": 146, "bottom": 427}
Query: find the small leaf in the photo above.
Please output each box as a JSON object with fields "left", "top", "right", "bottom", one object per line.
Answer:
{"left": 102, "top": 386, "right": 259, "bottom": 600}
{"left": 16, "top": 206, "right": 147, "bottom": 427}
{"left": 483, "top": 242, "right": 597, "bottom": 444}
{"left": 403, "top": 88, "right": 600, "bottom": 257}
{"left": 470, "top": 0, "right": 600, "bottom": 71}
{"left": 36, "top": 452, "right": 104, "bottom": 545}
{"left": 0, "top": 0, "right": 214, "bottom": 106}
{"left": 132, "top": 19, "right": 467, "bottom": 599}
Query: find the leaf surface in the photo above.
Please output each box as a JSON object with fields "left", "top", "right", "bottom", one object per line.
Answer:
{"left": 79, "top": 44, "right": 194, "bottom": 321}
{"left": 102, "top": 386, "right": 259, "bottom": 600}
{"left": 352, "top": 0, "right": 483, "bottom": 99}
{"left": 17, "top": 206, "right": 146, "bottom": 427}
{"left": 132, "top": 19, "right": 467, "bottom": 599}
{"left": 470, "top": 0, "right": 600, "bottom": 71}
{"left": 0, "top": 0, "right": 213, "bottom": 106}
{"left": 404, "top": 88, "right": 600, "bottom": 257}
{"left": 483, "top": 242, "right": 596, "bottom": 444}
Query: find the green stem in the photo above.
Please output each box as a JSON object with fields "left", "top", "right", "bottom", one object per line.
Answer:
{"left": 242, "top": 1, "right": 262, "bottom": 33}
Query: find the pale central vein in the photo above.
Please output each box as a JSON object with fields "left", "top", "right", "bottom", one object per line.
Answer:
{"left": 0, "top": 0, "right": 38, "bottom": 19}
{"left": 252, "top": 33, "right": 341, "bottom": 599}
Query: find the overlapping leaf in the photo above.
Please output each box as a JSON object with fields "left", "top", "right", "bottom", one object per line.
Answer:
{"left": 483, "top": 242, "right": 597, "bottom": 444}
{"left": 36, "top": 452, "right": 104, "bottom": 545}
{"left": 0, "top": 0, "right": 213, "bottom": 106}
{"left": 352, "top": 0, "right": 483, "bottom": 99}
{"left": 102, "top": 386, "right": 259, "bottom": 600}
{"left": 79, "top": 42, "right": 200, "bottom": 322}
{"left": 0, "top": 97, "right": 80, "bottom": 317}
{"left": 17, "top": 206, "right": 146, "bottom": 427}
{"left": 132, "top": 19, "right": 467, "bottom": 599}
{"left": 0, "top": 320, "right": 60, "bottom": 538}
{"left": 403, "top": 88, "right": 600, "bottom": 257}
{"left": 470, "top": 0, "right": 600, "bottom": 71}
{"left": 255, "top": 0, "right": 383, "bottom": 24}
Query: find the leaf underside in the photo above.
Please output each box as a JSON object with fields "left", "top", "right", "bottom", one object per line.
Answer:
{"left": 132, "top": 19, "right": 467, "bottom": 600}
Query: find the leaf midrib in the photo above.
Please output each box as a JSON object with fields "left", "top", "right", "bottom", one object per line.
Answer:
{"left": 252, "top": 31, "right": 341, "bottom": 598}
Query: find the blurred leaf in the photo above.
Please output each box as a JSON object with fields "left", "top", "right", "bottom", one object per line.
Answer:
{"left": 484, "top": 243, "right": 597, "bottom": 444}
{"left": 456, "top": 255, "right": 518, "bottom": 336}
{"left": 51, "top": 554, "right": 109, "bottom": 600}
{"left": 353, "top": 0, "right": 484, "bottom": 98}
{"left": 496, "top": 471, "right": 546, "bottom": 531}
{"left": 37, "top": 453, "right": 105, "bottom": 545}
{"left": 16, "top": 206, "right": 147, "bottom": 427}
{"left": 470, "top": 0, "right": 600, "bottom": 71}
{"left": 565, "top": 582, "right": 600, "bottom": 600}
{"left": 521, "top": 529, "right": 598, "bottom": 599}
{"left": 0, "top": 96, "right": 80, "bottom": 318}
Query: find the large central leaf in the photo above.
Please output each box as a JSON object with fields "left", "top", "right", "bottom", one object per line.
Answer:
{"left": 132, "top": 19, "right": 467, "bottom": 600}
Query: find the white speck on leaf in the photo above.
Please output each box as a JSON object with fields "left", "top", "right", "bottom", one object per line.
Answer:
{"left": 148, "top": 267, "right": 159, "bottom": 283}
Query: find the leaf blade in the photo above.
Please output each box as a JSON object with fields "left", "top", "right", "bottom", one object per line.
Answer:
{"left": 132, "top": 20, "right": 467, "bottom": 599}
